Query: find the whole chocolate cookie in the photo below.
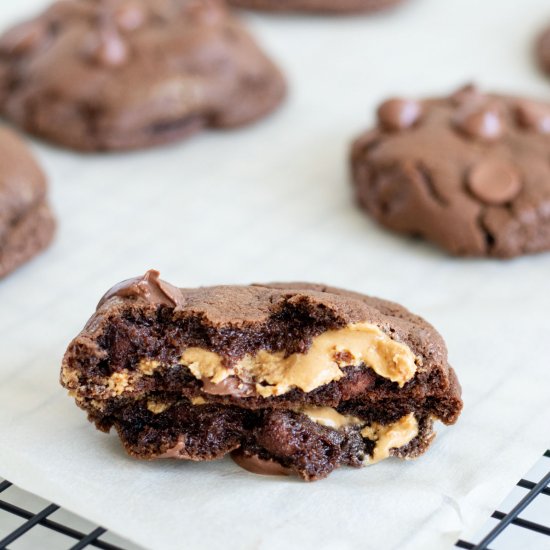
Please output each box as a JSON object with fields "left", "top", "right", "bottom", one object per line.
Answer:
{"left": 351, "top": 85, "right": 550, "bottom": 257}
{"left": 61, "top": 270, "right": 462, "bottom": 481}
{"left": 229, "top": 0, "right": 403, "bottom": 13}
{"left": 0, "top": 0, "right": 286, "bottom": 152}
{"left": 0, "top": 127, "right": 55, "bottom": 278}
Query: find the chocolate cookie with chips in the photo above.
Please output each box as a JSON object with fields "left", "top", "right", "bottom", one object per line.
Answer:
{"left": 0, "top": 127, "right": 55, "bottom": 278}
{"left": 351, "top": 85, "right": 550, "bottom": 257}
{"left": 0, "top": 0, "right": 286, "bottom": 152}
{"left": 61, "top": 270, "right": 462, "bottom": 481}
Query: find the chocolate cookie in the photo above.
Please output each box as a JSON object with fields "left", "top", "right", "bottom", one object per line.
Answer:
{"left": 0, "top": 0, "right": 286, "bottom": 152}
{"left": 0, "top": 127, "right": 55, "bottom": 278}
{"left": 351, "top": 85, "right": 550, "bottom": 257}
{"left": 228, "top": 0, "right": 403, "bottom": 13}
{"left": 536, "top": 26, "right": 550, "bottom": 76}
{"left": 61, "top": 270, "right": 462, "bottom": 481}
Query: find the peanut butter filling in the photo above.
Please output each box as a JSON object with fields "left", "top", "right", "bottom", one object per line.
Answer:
{"left": 299, "top": 406, "right": 364, "bottom": 429}
{"left": 361, "top": 413, "right": 418, "bottom": 465}
{"left": 299, "top": 408, "right": 418, "bottom": 465}
{"left": 180, "top": 322, "right": 418, "bottom": 397}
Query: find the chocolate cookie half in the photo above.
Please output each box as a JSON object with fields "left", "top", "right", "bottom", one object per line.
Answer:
{"left": 61, "top": 271, "right": 462, "bottom": 481}
{"left": 351, "top": 85, "right": 550, "bottom": 257}
{"left": 0, "top": 127, "right": 55, "bottom": 278}
{"left": 228, "top": 0, "right": 404, "bottom": 13}
{"left": 0, "top": 0, "right": 286, "bottom": 152}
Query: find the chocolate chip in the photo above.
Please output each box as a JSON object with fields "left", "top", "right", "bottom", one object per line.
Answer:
{"left": 0, "top": 20, "right": 46, "bottom": 55}
{"left": 115, "top": 3, "right": 146, "bottom": 31}
{"left": 97, "top": 270, "right": 184, "bottom": 310}
{"left": 83, "top": 28, "right": 129, "bottom": 67}
{"left": 377, "top": 98, "right": 422, "bottom": 132}
{"left": 515, "top": 100, "right": 550, "bottom": 134}
{"left": 450, "top": 83, "right": 482, "bottom": 106}
{"left": 468, "top": 159, "right": 522, "bottom": 205}
{"left": 453, "top": 101, "right": 504, "bottom": 142}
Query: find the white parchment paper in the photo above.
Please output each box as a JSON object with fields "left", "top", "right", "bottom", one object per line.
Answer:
{"left": 1, "top": 0, "right": 550, "bottom": 548}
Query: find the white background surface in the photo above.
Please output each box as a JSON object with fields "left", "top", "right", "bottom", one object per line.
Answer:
{"left": 1, "top": 0, "right": 550, "bottom": 549}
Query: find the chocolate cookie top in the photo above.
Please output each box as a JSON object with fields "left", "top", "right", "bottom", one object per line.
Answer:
{"left": 351, "top": 85, "right": 550, "bottom": 257}
{"left": 90, "top": 270, "right": 448, "bottom": 379}
{"left": 228, "top": 0, "right": 404, "bottom": 13}
{"left": 0, "top": 0, "right": 286, "bottom": 151}
{"left": 0, "top": 126, "right": 47, "bottom": 240}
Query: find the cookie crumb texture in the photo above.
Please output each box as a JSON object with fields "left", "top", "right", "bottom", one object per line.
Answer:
{"left": 0, "top": 0, "right": 286, "bottom": 152}
{"left": 61, "top": 271, "right": 462, "bottom": 481}
{"left": 351, "top": 85, "right": 550, "bottom": 258}
{"left": 228, "top": 0, "right": 404, "bottom": 13}
{"left": 0, "top": 127, "right": 55, "bottom": 278}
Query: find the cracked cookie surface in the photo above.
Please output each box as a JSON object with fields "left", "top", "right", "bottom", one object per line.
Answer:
{"left": 0, "top": 0, "right": 286, "bottom": 152}
{"left": 351, "top": 85, "right": 550, "bottom": 258}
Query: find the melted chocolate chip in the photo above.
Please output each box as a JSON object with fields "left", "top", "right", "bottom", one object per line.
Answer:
{"left": 453, "top": 100, "right": 504, "bottom": 142}
{"left": 468, "top": 159, "right": 522, "bottom": 205}
{"left": 201, "top": 377, "right": 255, "bottom": 398}
{"left": 377, "top": 98, "right": 422, "bottom": 132}
{"left": 231, "top": 451, "right": 292, "bottom": 477}
{"left": 82, "top": 27, "right": 129, "bottom": 67}
{"left": 97, "top": 270, "right": 184, "bottom": 309}
{"left": 515, "top": 100, "right": 550, "bottom": 134}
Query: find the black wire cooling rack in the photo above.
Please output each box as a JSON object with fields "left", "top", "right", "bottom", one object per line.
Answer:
{"left": 1, "top": 449, "right": 549, "bottom": 550}
{"left": 0, "top": 478, "right": 136, "bottom": 550}
{"left": 456, "top": 449, "right": 550, "bottom": 550}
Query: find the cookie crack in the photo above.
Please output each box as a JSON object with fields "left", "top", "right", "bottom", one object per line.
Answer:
{"left": 416, "top": 163, "right": 448, "bottom": 207}
{"left": 476, "top": 210, "right": 495, "bottom": 253}
{"left": 148, "top": 114, "right": 204, "bottom": 136}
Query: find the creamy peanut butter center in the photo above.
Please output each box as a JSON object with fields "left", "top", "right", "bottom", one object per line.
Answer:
{"left": 299, "top": 406, "right": 364, "bottom": 429}
{"left": 361, "top": 413, "right": 418, "bottom": 465}
{"left": 302, "top": 408, "right": 419, "bottom": 463}
{"left": 180, "top": 322, "right": 417, "bottom": 397}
